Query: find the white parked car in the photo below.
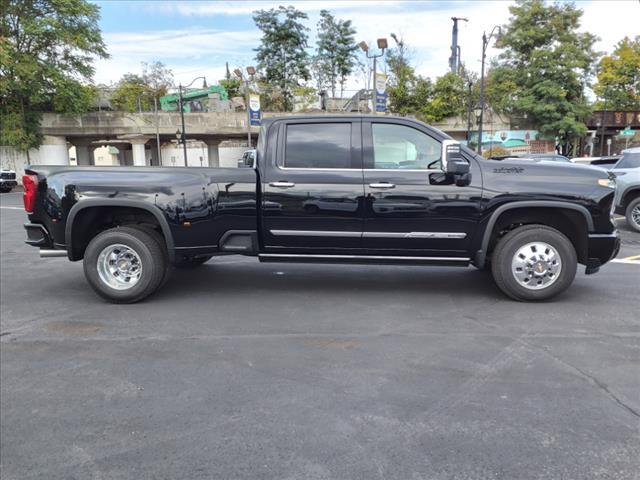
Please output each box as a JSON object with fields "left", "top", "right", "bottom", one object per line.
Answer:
{"left": 0, "top": 168, "right": 18, "bottom": 193}
{"left": 612, "top": 147, "right": 640, "bottom": 232}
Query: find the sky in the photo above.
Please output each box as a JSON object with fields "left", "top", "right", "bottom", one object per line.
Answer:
{"left": 92, "top": 0, "right": 640, "bottom": 94}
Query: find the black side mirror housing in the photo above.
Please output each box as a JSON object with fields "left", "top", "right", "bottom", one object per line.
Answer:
{"left": 441, "top": 140, "right": 470, "bottom": 175}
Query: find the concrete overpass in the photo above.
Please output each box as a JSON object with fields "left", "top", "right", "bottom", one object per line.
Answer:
{"left": 37, "top": 111, "right": 265, "bottom": 167}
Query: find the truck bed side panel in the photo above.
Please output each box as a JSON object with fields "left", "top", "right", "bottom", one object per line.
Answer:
{"left": 26, "top": 166, "right": 258, "bottom": 256}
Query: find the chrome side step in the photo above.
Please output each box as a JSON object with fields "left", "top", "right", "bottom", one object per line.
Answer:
{"left": 39, "top": 249, "right": 67, "bottom": 258}
{"left": 258, "top": 253, "right": 470, "bottom": 267}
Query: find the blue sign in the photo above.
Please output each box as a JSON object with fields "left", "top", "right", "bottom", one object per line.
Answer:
{"left": 249, "top": 94, "right": 261, "bottom": 126}
{"left": 375, "top": 73, "right": 387, "bottom": 114}
{"left": 375, "top": 92, "right": 387, "bottom": 113}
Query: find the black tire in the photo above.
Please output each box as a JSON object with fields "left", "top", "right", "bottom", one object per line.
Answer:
{"left": 625, "top": 197, "right": 640, "bottom": 233}
{"left": 0, "top": 187, "right": 12, "bottom": 193}
{"left": 83, "top": 226, "right": 167, "bottom": 303}
{"left": 127, "top": 225, "right": 172, "bottom": 288}
{"left": 490, "top": 225, "right": 577, "bottom": 301}
{"left": 173, "top": 255, "right": 213, "bottom": 269}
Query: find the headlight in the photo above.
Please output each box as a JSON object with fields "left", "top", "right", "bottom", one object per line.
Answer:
{"left": 597, "top": 178, "right": 616, "bottom": 189}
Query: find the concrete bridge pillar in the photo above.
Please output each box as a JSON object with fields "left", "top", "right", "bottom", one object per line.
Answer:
{"left": 204, "top": 139, "right": 221, "bottom": 167}
{"left": 131, "top": 139, "right": 149, "bottom": 166}
{"left": 73, "top": 139, "right": 95, "bottom": 166}
{"left": 33, "top": 136, "right": 69, "bottom": 165}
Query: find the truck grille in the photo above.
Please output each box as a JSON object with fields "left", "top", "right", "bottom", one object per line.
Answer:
{"left": 1, "top": 172, "right": 16, "bottom": 180}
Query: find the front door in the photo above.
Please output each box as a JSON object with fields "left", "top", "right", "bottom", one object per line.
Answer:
{"left": 261, "top": 119, "right": 365, "bottom": 252}
{"left": 362, "top": 120, "right": 482, "bottom": 256}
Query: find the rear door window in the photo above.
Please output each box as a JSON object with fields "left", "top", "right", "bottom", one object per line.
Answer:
{"left": 284, "top": 123, "right": 352, "bottom": 169}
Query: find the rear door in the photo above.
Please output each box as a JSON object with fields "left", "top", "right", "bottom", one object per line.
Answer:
{"left": 261, "top": 119, "right": 365, "bottom": 252}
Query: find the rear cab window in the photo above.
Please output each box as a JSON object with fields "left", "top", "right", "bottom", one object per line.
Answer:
{"left": 283, "top": 123, "right": 355, "bottom": 169}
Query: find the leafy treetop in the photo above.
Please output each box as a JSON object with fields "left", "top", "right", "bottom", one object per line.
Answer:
{"left": 0, "top": 0, "right": 108, "bottom": 152}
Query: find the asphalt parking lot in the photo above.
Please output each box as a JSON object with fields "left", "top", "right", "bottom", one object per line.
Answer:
{"left": 1, "top": 190, "right": 639, "bottom": 480}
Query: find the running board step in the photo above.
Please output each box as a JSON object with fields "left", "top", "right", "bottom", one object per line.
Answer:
{"left": 258, "top": 253, "right": 470, "bottom": 267}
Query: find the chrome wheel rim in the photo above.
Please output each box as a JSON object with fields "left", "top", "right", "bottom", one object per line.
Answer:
{"left": 97, "top": 244, "right": 142, "bottom": 290}
{"left": 511, "top": 242, "right": 562, "bottom": 290}
{"left": 632, "top": 205, "right": 640, "bottom": 227}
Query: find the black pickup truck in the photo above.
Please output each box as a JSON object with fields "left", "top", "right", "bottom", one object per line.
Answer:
{"left": 23, "top": 115, "right": 620, "bottom": 303}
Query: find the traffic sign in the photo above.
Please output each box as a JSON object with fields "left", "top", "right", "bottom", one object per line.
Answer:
{"left": 619, "top": 127, "right": 635, "bottom": 136}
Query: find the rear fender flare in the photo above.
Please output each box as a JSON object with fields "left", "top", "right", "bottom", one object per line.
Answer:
{"left": 65, "top": 199, "right": 175, "bottom": 261}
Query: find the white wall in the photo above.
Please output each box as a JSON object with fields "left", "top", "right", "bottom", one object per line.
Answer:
{"left": 160, "top": 145, "right": 247, "bottom": 168}
{"left": 1, "top": 142, "right": 251, "bottom": 183}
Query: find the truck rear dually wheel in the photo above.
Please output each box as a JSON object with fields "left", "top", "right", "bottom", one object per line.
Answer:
{"left": 83, "top": 226, "right": 167, "bottom": 303}
{"left": 490, "top": 225, "right": 577, "bottom": 301}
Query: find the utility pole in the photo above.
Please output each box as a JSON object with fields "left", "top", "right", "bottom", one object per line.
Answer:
{"left": 477, "top": 26, "right": 501, "bottom": 155}
{"left": 449, "top": 17, "right": 468, "bottom": 74}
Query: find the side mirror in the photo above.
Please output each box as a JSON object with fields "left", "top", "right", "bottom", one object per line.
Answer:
{"left": 441, "top": 140, "right": 470, "bottom": 175}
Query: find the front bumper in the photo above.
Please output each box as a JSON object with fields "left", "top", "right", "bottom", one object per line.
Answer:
{"left": 584, "top": 232, "right": 621, "bottom": 274}
{"left": 0, "top": 180, "right": 17, "bottom": 188}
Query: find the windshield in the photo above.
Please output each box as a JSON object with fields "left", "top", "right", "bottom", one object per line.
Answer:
{"left": 614, "top": 152, "right": 640, "bottom": 169}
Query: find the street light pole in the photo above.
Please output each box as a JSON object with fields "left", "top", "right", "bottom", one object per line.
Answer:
{"left": 477, "top": 26, "right": 501, "bottom": 155}
{"left": 359, "top": 38, "right": 388, "bottom": 112}
{"left": 154, "top": 96, "right": 162, "bottom": 165}
{"left": 234, "top": 66, "right": 256, "bottom": 148}
{"left": 177, "top": 76, "right": 207, "bottom": 165}
{"left": 178, "top": 84, "right": 188, "bottom": 165}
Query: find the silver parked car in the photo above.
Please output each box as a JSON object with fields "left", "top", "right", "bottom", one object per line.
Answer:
{"left": 612, "top": 147, "right": 640, "bottom": 232}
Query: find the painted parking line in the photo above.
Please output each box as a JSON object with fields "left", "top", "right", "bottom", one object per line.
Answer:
{"left": 611, "top": 257, "right": 640, "bottom": 265}
{"left": 0, "top": 206, "right": 23, "bottom": 210}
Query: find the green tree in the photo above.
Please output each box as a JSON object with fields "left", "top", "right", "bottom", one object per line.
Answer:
{"left": 141, "top": 61, "right": 173, "bottom": 100}
{"left": 314, "top": 10, "right": 358, "bottom": 97}
{"left": 0, "top": 0, "right": 108, "bottom": 152}
{"left": 424, "top": 72, "right": 466, "bottom": 122}
{"left": 110, "top": 62, "right": 174, "bottom": 112}
{"left": 219, "top": 78, "right": 242, "bottom": 99}
{"left": 386, "top": 33, "right": 428, "bottom": 116}
{"left": 253, "top": 6, "right": 310, "bottom": 111}
{"left": 494, "top": 0, "right": 597, "bottom": 153}
{"left": 594, "top": 36, "right": 640, "bottom": 110}
{"left": 386, "top": 34, "right": 467, "bottom": 123}
{"left": 110, "top": 74, "right": 149, "bottom": 112}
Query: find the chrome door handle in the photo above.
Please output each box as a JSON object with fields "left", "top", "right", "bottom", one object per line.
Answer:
{"left": 369, "top": 182, "right": 395, "bottom": 189}
{"left": 269, "top": 181, "right": 295, "bottom": 188}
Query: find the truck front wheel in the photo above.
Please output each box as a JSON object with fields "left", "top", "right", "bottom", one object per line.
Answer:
{"left": 490, "top": 225, "right": 577, "bottom": 301}
{"left": 83, "top": 226, "right": 167, "bottom": 303}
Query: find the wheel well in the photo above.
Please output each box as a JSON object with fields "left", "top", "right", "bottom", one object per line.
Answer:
{"left": 69, "top": 206, "right": 167, "bottom": 261}
{"left": 622, "top": 188, "right": 640, "bottom": 209}
{"left": 486, "top": 208, "right": 589, "bottom": 263}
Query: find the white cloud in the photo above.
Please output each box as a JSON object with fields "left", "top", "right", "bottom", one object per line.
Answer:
{"left": 151, "top": 1, "right": 402, "bottom": 16}
{"left": 93, "top": 0, "right": 640, "bottom": 93}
